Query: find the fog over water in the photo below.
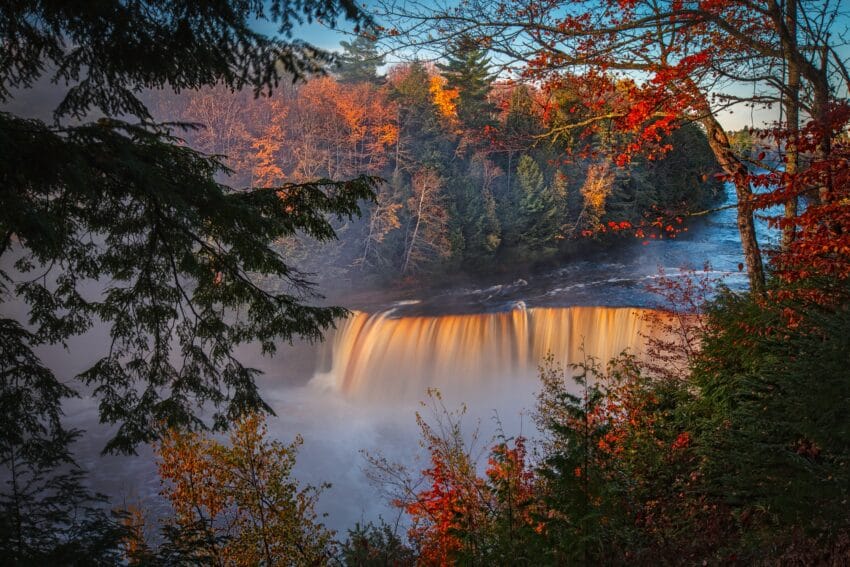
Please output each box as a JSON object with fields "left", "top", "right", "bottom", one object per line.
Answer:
{"left": 10, "top": 182, "right": 774, "bottom": 533}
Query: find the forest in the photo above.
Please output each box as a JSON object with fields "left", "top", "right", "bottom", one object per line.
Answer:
{"left": 145, "top": 37, "right": 722, "bottom": 284}
{"left": 1, "top": 0, "right": 849, "bottom": 565}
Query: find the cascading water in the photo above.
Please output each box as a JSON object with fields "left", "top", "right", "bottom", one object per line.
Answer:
{"left": 312, "top": 305, "right": 658, "bottom": 402}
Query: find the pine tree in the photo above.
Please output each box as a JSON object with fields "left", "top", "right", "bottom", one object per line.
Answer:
{"left": 391, "top": 61, "right": 449, "bottom": 168}
{"left": 504, "top": 85, "right": 541, "bottom": 142}
{"left": 337, "top": 35, "right": 385, "bottom": 84}
{"left": 0, "top": 0, "right": 376, "bottom": 457}
{"left": 0, "top": 321, "right": 129, "bottom": 564}
{"left": 437, "top": 37, "right": 496, "bottom": 131}
{"left": 512, "top": 155, "right": 558, "bottom": 250}
{"left": 690, "top": 288, "right": 850, "bottom": 557}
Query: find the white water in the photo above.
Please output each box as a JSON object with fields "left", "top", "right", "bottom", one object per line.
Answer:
{"left": 312, "top": 306, "right": 655, "bottom": 403}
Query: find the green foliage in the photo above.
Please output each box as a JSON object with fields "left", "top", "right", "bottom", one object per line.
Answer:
{"left": 615, "top": 124, "right": 723, "bottom": 222}
{"left": 531, "top": 348, "right": 720, "bottom": 565}
{"left": 0, "top": 0, "right": 371, "bottom": 121}
{"left": 690, "top": 286, "right": 850, "bottom": 557}
{"left": 338, "top": 35, "right": 386, "bottom": 84}
{"left": 1, "top": 0, "right": 376, "bottom": 456}
{"left": 0, "top": 319, "right": 128, "bottom": 564}
{"left": 0, "top": 431, "right": 130, "bottom": 566}
{"left": 155, "top": 414, "right": 335, "bottom": 565}
{"left": 437, "top": 38, "right": 496, "bottom": 131}
{"left": 504, "top": 85, "right": 542, "bottom": 142}
{"left": 503, "top": 155, "right": 559, "bottom": 250}
{"left": 392, "top": 61, "right": 451, "bottom": 169}
{"left": 0, "top": 0, "right": 374, "bottom": 561}
{"left": 533, "top": 355, "right": 625, "bottom": 564}
{"left": 728, "top": 129, "right": 756, "bottom": 158}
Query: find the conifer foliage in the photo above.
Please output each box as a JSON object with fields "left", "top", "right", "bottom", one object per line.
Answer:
{"left": 0, "top": 0, "right": 374, "bottom": 562}
{"left": 0, "top": 0, "right": 376, "bottom": 454}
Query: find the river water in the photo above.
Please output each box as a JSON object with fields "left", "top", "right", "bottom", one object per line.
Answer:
{"left": 54, "top": 183, "right": 773, "bottom": 534}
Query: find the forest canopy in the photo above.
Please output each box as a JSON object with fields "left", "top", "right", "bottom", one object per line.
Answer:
{"left": 147, "top": 44, "right": 723, "bottom": 281}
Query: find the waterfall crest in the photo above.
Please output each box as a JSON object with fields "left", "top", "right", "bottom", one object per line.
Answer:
{"left": 313, "top": 306, "right": 657, "bottom": 402}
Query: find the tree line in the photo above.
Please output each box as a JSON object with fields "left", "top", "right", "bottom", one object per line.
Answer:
{"left": 148, "top": 36, "right": 722, "bottom": 281}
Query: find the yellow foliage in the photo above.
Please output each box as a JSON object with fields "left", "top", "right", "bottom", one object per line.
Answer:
{"left": 155, "top": 414, "right": 334, "bottom": 566}
{"left": 429, "top": 75, "right": 459, "bottom": 122}
{"left": 581, "top": 162, "right": 614, "bottom": 214}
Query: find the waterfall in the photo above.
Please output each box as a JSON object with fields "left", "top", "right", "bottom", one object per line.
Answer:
{"left": 312, "top": 306, "right": 658, "bottom": 402}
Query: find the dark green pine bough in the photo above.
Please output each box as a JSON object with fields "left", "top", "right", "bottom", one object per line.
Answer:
{"left": 1, "top": 1, "right": 377, "bottom": 560}
{"left": 1, "top": 0, "right": 375, "bottom": 524}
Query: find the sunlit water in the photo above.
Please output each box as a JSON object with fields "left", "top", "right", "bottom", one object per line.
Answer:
{"left": 41, "top": 183, "right": 778, "bottom": 534}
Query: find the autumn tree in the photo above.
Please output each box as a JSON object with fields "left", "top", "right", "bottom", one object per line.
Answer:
{"left": 575, "top": 162, "right": 614, "bottom": 235}
{"left": 478, "top": 435, "right": 540, "bottom": 564}
{"left": 372, "top": 0, "right": 850, "bottom": 293}
{"left": 429, "top": 74, "right": 460, "bottom": 128}
{"left": 156, "top": 413, "right": 334, "bottom": 566}
{"left": 366, "top": 392, "right": 540, "bottom": 566}
{"left": 532, "top": 351, "right": 725, "bottom": 564}
{"left": 251, "top": 121, "right": 287, "bottom": 188}
{"left": 402, "top": 169, "right": 452, "bottom": 274}
{"left": 181, "top": 85, "right": 254, "bottom": 182}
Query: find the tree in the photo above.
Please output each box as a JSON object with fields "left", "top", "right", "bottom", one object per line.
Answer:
{"left": 402, "top": 169, "right": 452, "bottom": 274}
{"left": 437, "top": 38, "right": 496, "bottom": 132}
{"left": 481, "top": 435, "right": 540, "bottom": 565}
{"left": 155, "top": 413, "right": 335, "bottom": 566}
{"left": 686, "top": 283, "right": 850, "bottom": 560}
{"left": 532, "top": 351, "right": 725, "bottom": 564}
{"left": 337, "top": 35, "right": 386, "bottom": 85}
{"left": 0, "top": 0, "right": 376, "bottom": 459}
{"left": 340, "top": 519, "right": 417, "bottom": 566}
{"left": 499, "top": 84, "right": 543, "bottom": 192}
{"left": 250, "top": 120, "right": 287, "bottom": 188}
{"left": 390, "top": 62, "right": 451, "bottom": 170}
{"left": 364, "top": 393, "right": 487, "bottom": 566}
{"left": 504, "top": 154, "right": 558, "bottom": 250}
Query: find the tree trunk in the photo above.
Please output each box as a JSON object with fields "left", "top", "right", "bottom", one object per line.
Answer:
{"left": 782, "top": 0, "right": 800, "bottom": 250}
{"left": 812, "top": 65, "right": 832, "bottom": 204}
{"left": 402, "top": 187, "right": 427, "bottom": 274}
{"left": 701, "top": 116, "right": 766, "bottom": 294}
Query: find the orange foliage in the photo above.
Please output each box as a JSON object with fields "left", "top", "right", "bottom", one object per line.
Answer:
{"left": 404, "top": 452, "right": 475, "bottom": 566}
{"left": 251, "top": 122, "right": 286, "bottom": 187}
{"left": 429, "top": 75, "right": 459, "bottom": 124}
{"left": 155, "top": 414, "right": 333, "bottom": 565}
